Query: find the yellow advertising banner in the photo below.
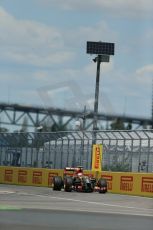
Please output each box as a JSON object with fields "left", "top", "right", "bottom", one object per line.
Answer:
{"left": 100, "top": 171, "right": 153, "bottom": 197}
{"left": 0, "top": 166, "right": 63, "bottom": 187}
{"left": 0, "top": 166, "right": 152, "bottom": 197}
{"left": 92, "top": 144, "right": 102, "bottom": 172}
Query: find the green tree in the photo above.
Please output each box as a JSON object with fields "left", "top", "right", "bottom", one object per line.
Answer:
{"left": 110, "top": 118, "right": 125, "bottom": 130}
{"left": 51, "top": 116, "right": 68, "bottom": 131}
{"left": 20, "top": 116, "right": 28, "bottom": 132}
{"left": 0, "top": 127, "right": 9, "bottom": 132}
{"left": 16, "top": 116, "right": 29, "bottom": 147}
{"left": 126, "top": 122, "right": 132, "bottom": 130}
{"left": 103, "top": 162, "right": 130, "bottom": 172}
{"left": 38, "top": 116, "right": 68, "bottom": 132}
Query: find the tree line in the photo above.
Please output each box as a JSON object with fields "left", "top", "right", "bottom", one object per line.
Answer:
{"left": 0, "top": 117, "right": 132, "bottom": 133}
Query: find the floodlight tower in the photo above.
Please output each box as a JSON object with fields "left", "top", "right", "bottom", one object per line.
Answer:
{"left": 86, "top": 41, "right": 115, "bottom": 143}
{"left": 152, "top": 78, "right": 153, "bottom": 129}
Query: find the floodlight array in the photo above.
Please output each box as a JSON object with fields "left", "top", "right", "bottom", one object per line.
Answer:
{"left": 87, "top": 41, "right": 114, "bottom": 55}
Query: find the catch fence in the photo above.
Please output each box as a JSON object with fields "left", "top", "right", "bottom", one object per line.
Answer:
{"left": 0, "top": 130, "right": 153, "bottom": 172}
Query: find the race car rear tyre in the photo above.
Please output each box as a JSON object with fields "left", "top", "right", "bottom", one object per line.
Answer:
{"left": 64, "top": 177, "right": 73, "bottom": 192}
{"left": 53, "top": 176, "right": 63, "bottom": 191}
{"left": 98, "top": 178, "right": 107, "bottom": 193}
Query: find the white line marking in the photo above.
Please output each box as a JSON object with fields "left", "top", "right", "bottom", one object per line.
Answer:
{"left": 39, "top": 195, "right": 152, "bottom": 211}
{"left": 112, "top": 193, "right": 153, "bottom": 200}
{"left": 19, "top": 192, "right": 153, "bottom": 212}
{"left": 40, "top": 207, "right": 153, "bottom": 217}
{"left": 0, "top": 190, "right": 15, "bottom": 194}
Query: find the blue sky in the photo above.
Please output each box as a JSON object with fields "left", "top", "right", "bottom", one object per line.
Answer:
{"left": 0, "top": 0, "right": 153, "bottom": 119}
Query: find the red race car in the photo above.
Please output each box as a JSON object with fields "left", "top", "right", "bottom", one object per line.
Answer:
{"left": 52, "top": 166, "right": 107, "bottom": 193}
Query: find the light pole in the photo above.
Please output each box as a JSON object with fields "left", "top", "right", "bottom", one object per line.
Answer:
{"left": 86, "top": 41, "right": 115, "bottom": 144}
{"left": 92, "top": 55, "right": 109, "bottom": 131}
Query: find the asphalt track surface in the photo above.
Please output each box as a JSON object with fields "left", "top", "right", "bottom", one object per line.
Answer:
{"left": 0, "top": 184, "right": 153, "bottom": 230}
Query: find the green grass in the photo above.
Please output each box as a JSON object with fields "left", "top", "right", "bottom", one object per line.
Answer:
{"left": 0, "top": 205, "right": 21, "bottom": 210}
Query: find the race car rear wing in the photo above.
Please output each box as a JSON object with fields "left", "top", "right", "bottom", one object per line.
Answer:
{"left": 64, "top": 167, "right": 75, "bottom": 176}
{"left": 64, "top": 166, "right": 83, "bottom": 176}
{"left": 64, "top": 167, "right": 75, "bottom": 172}
{"left": 64, "top": 167, "right": 75, "bottom": 171}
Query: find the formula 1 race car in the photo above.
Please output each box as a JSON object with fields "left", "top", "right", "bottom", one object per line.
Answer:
{"left": 52, "top": 166, "right": 107, "bottom": 193}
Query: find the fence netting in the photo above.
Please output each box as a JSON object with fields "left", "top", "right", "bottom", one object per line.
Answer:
{"left": 0, "top": 130, "right": 153, "bottom": 172}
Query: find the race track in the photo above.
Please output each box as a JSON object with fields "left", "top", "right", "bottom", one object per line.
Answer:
{"left": 0, "top": 184, "right": 153, "bottom": 230}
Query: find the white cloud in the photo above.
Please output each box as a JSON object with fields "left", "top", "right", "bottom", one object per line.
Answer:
{"left": 0, "top": 7, "right": 62, "bottom": 47}
{"left": 0, "top": 3, "right": 152, "bottom": 117}
{"left": 84, "top": 59, "right": 114, "bottom": 77}
{"left": 37, "top": 0, "right": 153, "bottom": 18}
{"left": 2, "top": 50, "right": 74, "bottom": 67}
{"left": 62, "top": 21, "right": 117, "bottom": 47}
{"left": 0, "top": 7, "right": 74, "bottom": 67}
{"left": 146, "top": 29, "right": 153, "bottom": 41}
{"left": 0, "top": 6, "right": 118, "bottom": 68}
{"left": 136, "top": 64, "right": 153, "bottom": 76}
{"left": 0, "top": 6, "right": 118, "bottom": 67}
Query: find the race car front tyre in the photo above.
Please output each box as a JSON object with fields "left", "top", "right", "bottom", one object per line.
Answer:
{"left": 64, "top": 177, "right": 73, "bottom": 192}
{"left": 97, "top": 178, "right": 107, "bottom": 193}
{"left": 53, "top": 176, "right": 63, "bottom": 191}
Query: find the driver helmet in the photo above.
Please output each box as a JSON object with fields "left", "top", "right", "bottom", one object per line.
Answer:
{"left": 77, "top": 172, "right": 83, "bottom": 177}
